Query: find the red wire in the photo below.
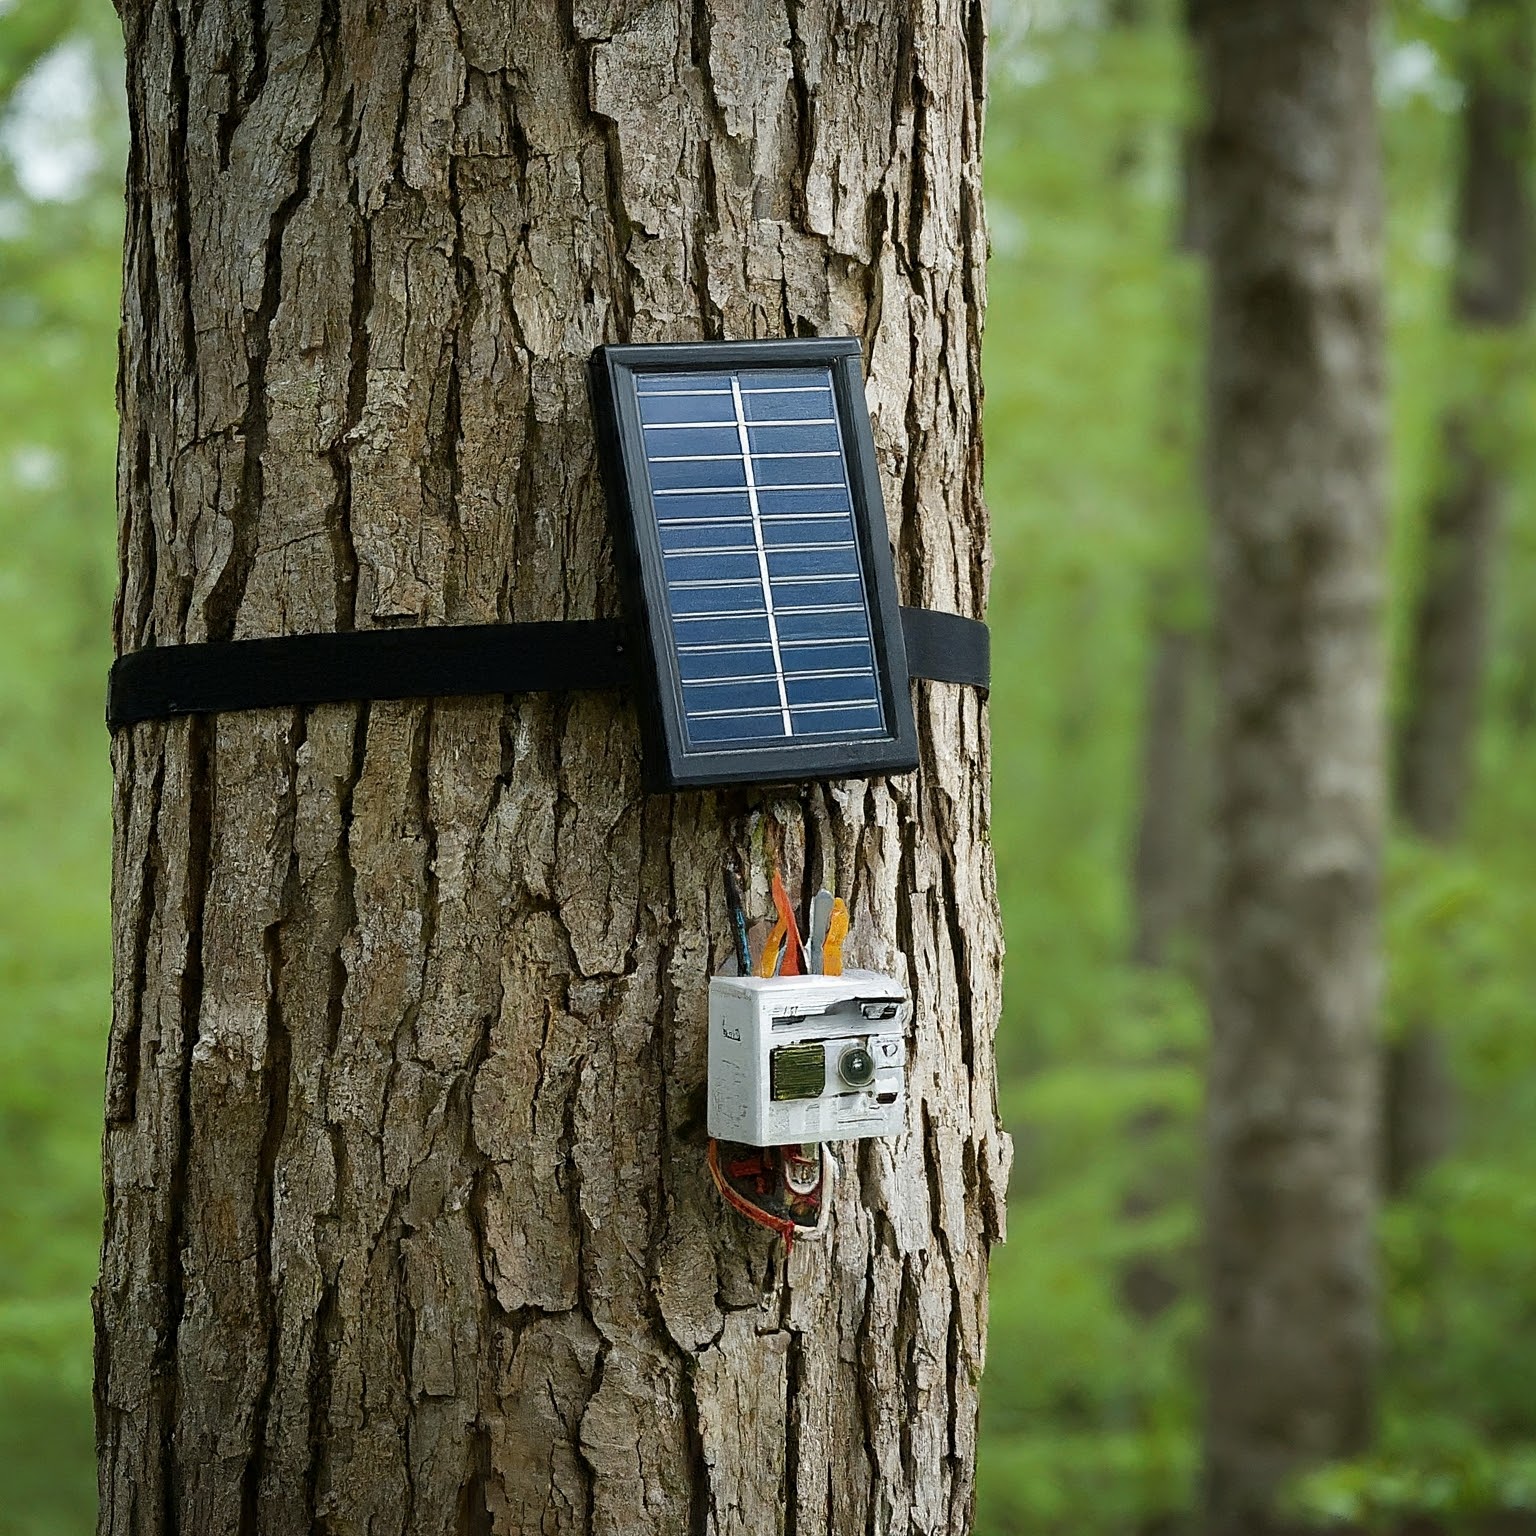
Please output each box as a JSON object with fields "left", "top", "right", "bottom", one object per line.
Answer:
{"left": 706, "top": 1138, "right": 797, "bottom": 1255}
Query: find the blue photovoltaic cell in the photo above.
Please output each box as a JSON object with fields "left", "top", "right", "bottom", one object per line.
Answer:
{"left": 634, "top": 366, "right": 887, "bottom": 751}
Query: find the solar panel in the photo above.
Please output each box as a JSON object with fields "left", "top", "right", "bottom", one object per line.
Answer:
{"left": 591, "top": 339, "right": 918, "bottom": 790}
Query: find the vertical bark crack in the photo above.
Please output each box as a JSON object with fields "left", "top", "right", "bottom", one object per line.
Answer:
{"left": 205, "top": 127, "right": 317, "bottom": 641}
{"left": 162, "top": 715, "right": 217, "bottom": 1532}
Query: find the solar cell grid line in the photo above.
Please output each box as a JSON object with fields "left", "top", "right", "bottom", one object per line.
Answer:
{"left": 685, "top": 665, "right": 874, "bottom": 685}
{"left": 685, "top": 672, "right": 783, "bottom": 686}
{"left": 651, "top": 482, "right": 846, "bottom": 496}
{"left": 728, "top": 373, "right": 794, "bottom": 736}
{"left": 657, "top": 543, "right": 764, "bottom": 562}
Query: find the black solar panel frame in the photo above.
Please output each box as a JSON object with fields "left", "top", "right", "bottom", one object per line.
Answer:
{"left": 590, "top": 338, "right": 919, "bottom": 791}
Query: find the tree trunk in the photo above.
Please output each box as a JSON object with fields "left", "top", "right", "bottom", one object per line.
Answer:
{"left": 1194, "top": 5, "right": 1387, "bottom": 1535}
{"left": 96, "top": 5, "right": 1009, "bottom": 1534}
{"left": 1129, "top": 55, "right": 1206, "bottom": 974}
{"left": 1387, "top": 0, "right": 1532, "bottom": 1196}
{"left": 1399, "top": 0, "right": 1535, "bottom": 834}
{"left": 1122, "top": 10, "right": 1209, "bottom": 1324}
{"left": 1129, "top": 0, "right": 1208, "bottom": 976}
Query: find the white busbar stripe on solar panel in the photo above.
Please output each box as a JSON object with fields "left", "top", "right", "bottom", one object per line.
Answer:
{"left": 728, "top": 374, "right": 794, "bottom": 735}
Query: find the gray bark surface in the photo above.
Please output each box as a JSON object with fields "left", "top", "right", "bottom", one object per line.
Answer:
{"left": 1194, "top": 5, "right": 1387, "bottom": 1534}
{"left": 97, "top": 5, "right": 1008, "bottom": 1533}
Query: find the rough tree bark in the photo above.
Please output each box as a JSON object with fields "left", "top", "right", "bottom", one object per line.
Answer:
{"left": 96, "top": 4, "right": 1008, "bottom": 1534}
{"left": 1387, "top": 0, "right": 1533, "bottom": 1194}
{"left": 1194, "top": 5, "right": 1387, "bottom": 1534}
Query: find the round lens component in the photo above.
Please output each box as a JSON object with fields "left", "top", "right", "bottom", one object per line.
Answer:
{"left": 838, "top": 1043, "right": 877, "bottom": 1089}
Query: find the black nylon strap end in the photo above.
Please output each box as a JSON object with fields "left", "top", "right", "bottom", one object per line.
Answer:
{"left": 898, "top": 606, "right": 990, "bottom": 691}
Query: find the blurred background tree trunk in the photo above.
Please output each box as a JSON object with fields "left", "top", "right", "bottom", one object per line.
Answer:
{"left": 95, "top": 3, "right": 1008, "bottom": 1532}
{"left": 1120, "top": 0, "right": 1208, "bottom": 1336}
{"left": 1130, "top": 619, "right": 1205, "bottom": 972}
{"left": 1194, "top": 4, "right": 1388, "bottom": 1534}
{"left": 1129, "top": 102, "right": 1206, "bottom": 976}
{"left": 1388, "top": 0, "right": 1534, "bottom": 1197}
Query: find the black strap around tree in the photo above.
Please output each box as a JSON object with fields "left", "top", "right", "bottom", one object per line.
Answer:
{"left": 899, "top": 606, "right": 990, "bottom": 692}
{"left": 105, "top": 607, "right": 989, "bottom": 732}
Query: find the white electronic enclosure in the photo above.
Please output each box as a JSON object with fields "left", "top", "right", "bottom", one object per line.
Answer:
{"left": 707, "top": 970, "right": 911, "bottom": 1147}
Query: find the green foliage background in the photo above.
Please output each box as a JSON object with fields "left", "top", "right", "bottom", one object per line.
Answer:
{"left": 2, "top": 3, "right": 1535, "bottom": 1532}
